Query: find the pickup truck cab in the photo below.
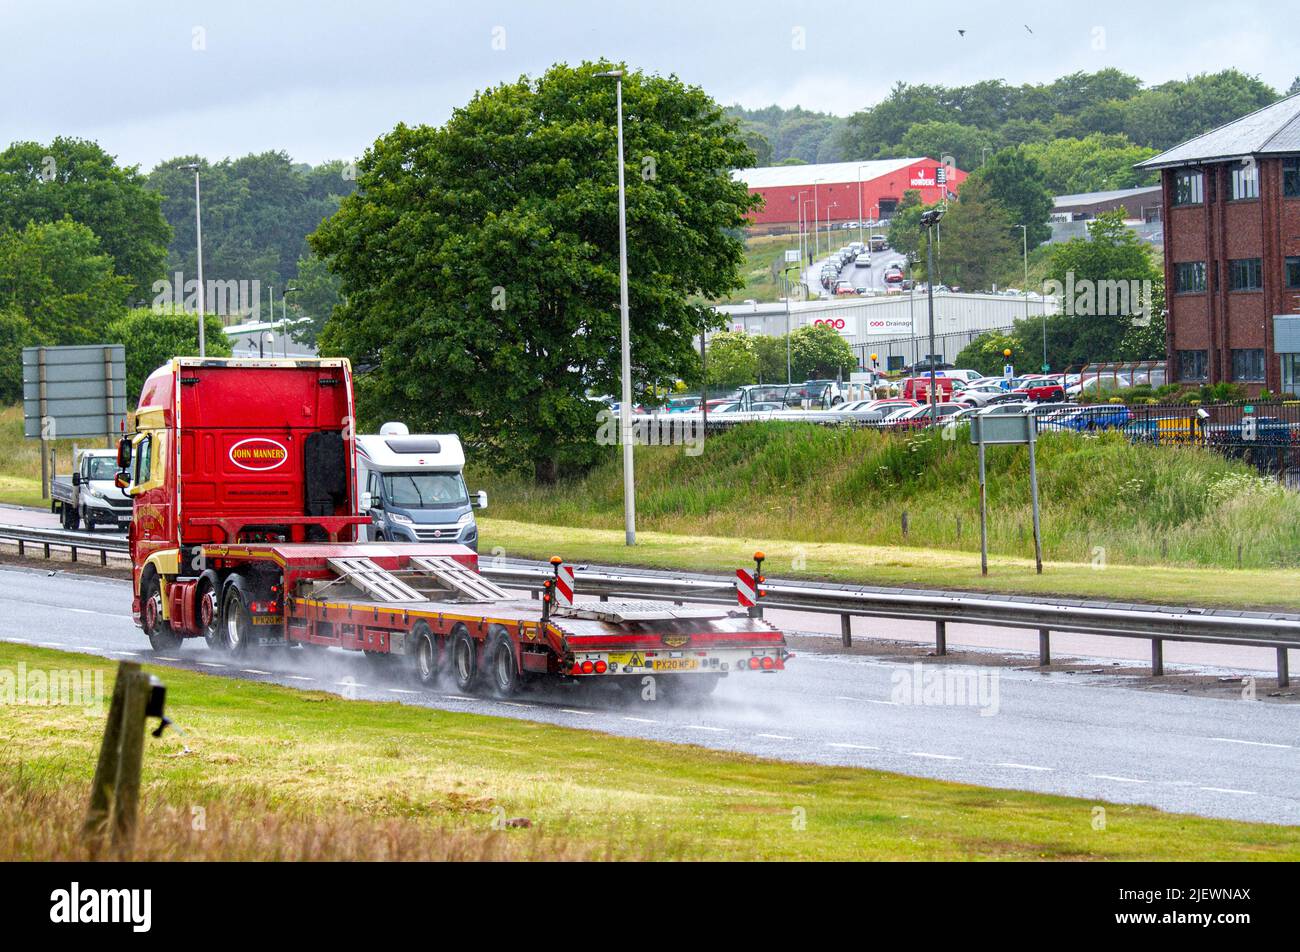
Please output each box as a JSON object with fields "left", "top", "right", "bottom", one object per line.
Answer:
{"left": 356, "top": 423, "right": 486, "bottom": 550}
{"left": 50, "top": 448, "right": 132, "bottom": 531}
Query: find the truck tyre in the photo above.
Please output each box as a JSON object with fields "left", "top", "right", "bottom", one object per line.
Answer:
{"left": 63, "top": 504, "right": 80, "bottom": 531}
{"left": 141, "top": 576, "right": 181, "bottom": 652}
{"left": 221, "top": 581, "right": 254, "bottom": 656}
{"left": 196, "top": 570, "right": 223, "bottom": 649}
{"left": 411, "top": 621, "right": 440, "bottom": 686}
{"left": 450, "top": 626, "right": 480, "bottom": 694}
{"left": 80, "top": 505, "right": 94, "bottom": 531}
{"left": 487, "top": 627, "right": 520, "bottom": 697}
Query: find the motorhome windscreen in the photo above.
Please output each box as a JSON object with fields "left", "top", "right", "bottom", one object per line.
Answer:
{"left": 382, "top": 472, "right": 468, "bottom": 508}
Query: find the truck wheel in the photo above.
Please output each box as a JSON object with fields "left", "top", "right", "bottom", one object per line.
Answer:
{"left": 80, "top": 505, "right": 94, "bottom": 532}
{"left": 670, "top": 674, "right": 722, "bottom": 701}
{"left": 141, "top": 577, "right": 181, "bottom": 652}
{"left": 221, "top": 583, "right": 254, "bottom": 656}
{"left": 196, "top": 571, "right": 223, "bottom": 649}
{"left": 450, "top": 626, "right": 480, "bottom": 694}
{"left": 488, "top": 627, "right": 520, "bottom": 697}
{"left": 63, "top": 505, "right": 80, "bottom": 531}
{"left": 411, "top": 621, "right": 440, "bottom": 686}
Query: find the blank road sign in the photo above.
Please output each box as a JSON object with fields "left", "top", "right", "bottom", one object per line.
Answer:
{"left": 970, "top": 413, "right": 1034, "bottom": 445}
{"left": 22, "top": 344, "right": 127, "bottom": 439}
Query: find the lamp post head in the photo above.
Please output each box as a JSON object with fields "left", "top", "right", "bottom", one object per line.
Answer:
{"left": 593, "top": 69, "right": 624, "bottom": 78}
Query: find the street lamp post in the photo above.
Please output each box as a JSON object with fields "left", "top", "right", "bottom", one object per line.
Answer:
{"left": 595, "top": 68, "right": 636, "bottom": 546}
{"left": 283, "top": 285, "right": 301, "bottom": 357}
{"left": 179, "top": 163, "right": 206, "bottom": 356}
{"left": 920, "top": 208, "right": 944, "bottom": 418}
{"left": 1016, "top": 224, "right": 1039, "bottom": 371}
{"left": 856, "top": 165, "right": 869, "bottom": 246}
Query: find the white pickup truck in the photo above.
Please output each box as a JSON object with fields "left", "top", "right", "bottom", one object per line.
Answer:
{"left": 50, "top": 448, "right": 133, "bottom": 531}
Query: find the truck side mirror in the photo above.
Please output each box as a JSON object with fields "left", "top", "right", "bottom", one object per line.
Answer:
{"left": 361, "top": 491, "right": 373, "bottom": 510}
{"left": 72, "top": 472, "right": 82, "bottom": 486}
{"left": 474, "top": 490, "right": 488, "bottom": 510}
{"left": 116, "top": 437, "right": 132, "bottom": 469}
{"left": 114, "top": 472, "right": 130, "bottom": 490}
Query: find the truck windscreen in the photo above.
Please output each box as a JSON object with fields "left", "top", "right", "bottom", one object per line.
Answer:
{"left": 383, "top": 472, "right": 468, "bottom": 508}
{"left": 86, "top": 457, "right": 118, "bottom": 481}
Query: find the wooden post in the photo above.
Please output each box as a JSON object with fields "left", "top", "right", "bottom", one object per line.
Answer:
{"left": 83, "top": 661, "right": 135, "bottom": 839}
{"left": 901, "top": 511, "right": 909, "bottom": 540}
{"left": 111, "top": 669, "right": 150, "bottom": 849}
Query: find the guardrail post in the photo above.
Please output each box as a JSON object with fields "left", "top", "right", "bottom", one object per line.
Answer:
{"left": 70, "top": 544, "right": 77, "bottom": 563}
{"left": 1038, "top": 628, "right": 1050, "bottom": 666}
{"left": 1279, "top": 648, "right": 1291, "bottom": 689}
{"left": 840, "top": 614, "right": 852, "bottom": 648}
{"left": 17, "top": 539, "right": 23, "bottom": 557}
{"left": 43, "top": 542, "right": 50, "bottom": 559}
{"left": 1151, "top": 638, "right": 1164, "bottom": 677}
{"left": 100, "top": 547, "right": 107, "bottom": 567}
{"left": 935, "top": 620, "right": 946, "bottom": 656}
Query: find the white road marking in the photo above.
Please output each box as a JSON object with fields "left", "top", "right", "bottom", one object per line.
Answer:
{"left": 560, "top": 708, "right": 596, "bottom": 716}
{"left": 995, "top": 762, "right": 1053, "bottom": 772}
{"left": 64, "top": 607, "right": 129, "bottom": 618}
{"left": 756, "top": 733, "right": 795, "bottom": 740}
{"left": 687, "top": 725, "right": 728, "bottom": 733}
{"left": 1089, "top": 774, "right": 1148, "bottom": 784}
{"left": 113, "top": 651, "right": 140, "bottom": 656}
{"left": 1207, "top": 737, "right": 1292, "bottom": 750}
{"left": 37, "top": 642, "right": 59, "bottom": 647}
{"left": 285, "top": 675, "right": 315, "bottom": 682}
{"left": 909, "top": 752, "right": 961, "bottom": 761}
{"left": 7, "top": 638, "right": 30, "bottom": 643}
{"left": 440, "top": 695, "right": 471, "bottom": 702}
{"left": 335, "top": 681, "right": 365, "bottom": 688}
{"left": 499, "top": 701, "right": 532, "bottom": 708}
{"left": 622, "top": 716, "right": 658, "bottom": 724}
{"left": 197, "top": 662, "right": 225, "bottom": 668}
{"left": 1199, "top": 786, "right": 1257, "bottom": 795}
{"left": 240, "top": 669, "right": 271, "bottom": 675}
{"left": 387, "top": 688, "right": 417, "bottom": 695}
{"left": 864, "top": 699, "right": 900, "bottom": 706}
{"left": 826, "top": 742, "right": 880, "bottom": 751}
{"left": 75, "top": 646, "right": 97, "bottom": 652}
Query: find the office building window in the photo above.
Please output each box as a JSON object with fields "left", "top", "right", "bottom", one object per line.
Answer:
{"left": 1230, "top": 163, "right": 1259, "bottom": 199}
{"left": 1173, "top": 261, "right": 1207, "bottom": 293}
{"left": 1177, "top": 350, "right": 1208, "bottom": 382}
{"left": 1229, "top": 258, "right": 1263, "bottom": 291}
{"left": 1172, "top": 171, "right": 1204, "bottom": 206}
{"left": 1286, "top": 256, "right": 1300, "bottom": 289}
{"left": 1283, "top": 354, "right": 1300, "bottom": 396}
{"left": 1231, "top": 349, "right": 1265, "bottom": 382}
{"left": 1285, "top": 159, "right": 1300, "bottom": 198}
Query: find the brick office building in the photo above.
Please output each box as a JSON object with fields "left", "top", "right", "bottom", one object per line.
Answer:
{"left": 1136, "top": 94, "right": 1300, "bottom": 394}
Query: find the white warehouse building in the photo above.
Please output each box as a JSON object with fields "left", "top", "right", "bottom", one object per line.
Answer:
{"left": 714, "top": 293, "right": 1059, "bottom": 371}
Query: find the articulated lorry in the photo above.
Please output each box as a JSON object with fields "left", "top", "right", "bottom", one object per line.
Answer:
{"left": 117, "top": 357, "right": 788, "bottom": 697}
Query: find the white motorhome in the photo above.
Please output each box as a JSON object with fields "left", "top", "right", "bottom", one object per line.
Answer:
{"left": 355, "top": 423, "right": 486, "bottom": 549}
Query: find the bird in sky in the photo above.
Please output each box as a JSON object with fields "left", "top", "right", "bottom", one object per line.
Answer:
{"left": 958, "top": 29, "right": 966, "bottom": 37}
{"left": 1024, "top": 24, "right": 1034, "bottom": 33}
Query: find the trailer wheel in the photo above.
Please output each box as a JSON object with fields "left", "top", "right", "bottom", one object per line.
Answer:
{"left": 196, "top": 570, "right": 223, "bottom": 649}
{"left": 411, "top": 621, "right": 440, "bottom": 686}
{"left": 488, "top": 627, "right": 520, "bottom": 697}
{"left": 141, "top": 576, "right": 181, "bottom": 652}
{"left": 221, "top": 582, "right": 254, "bottom": 656}
{"left": 450, "top": 626, "right": 480, "bottom": 693}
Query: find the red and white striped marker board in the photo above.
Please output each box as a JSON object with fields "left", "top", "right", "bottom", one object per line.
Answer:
{"left": 554, "top": 564, "right": 575, "bottom": 606}
{"left": 735, "top": 568, "right": 757, "bottom": 608}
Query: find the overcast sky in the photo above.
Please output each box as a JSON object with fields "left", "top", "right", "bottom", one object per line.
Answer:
{"left": 2, "top": 0, "right": 1294, "bottom": 170}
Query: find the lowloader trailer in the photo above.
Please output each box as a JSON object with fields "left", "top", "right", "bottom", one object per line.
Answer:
{"left": 116, "top": 357, "right": 789, "bottom": 697}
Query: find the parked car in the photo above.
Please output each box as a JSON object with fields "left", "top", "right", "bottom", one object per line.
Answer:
{"left": 854, "top": 253, "right": 872, "bottom": 267}
{"left": 1012, "top": 381, "right": 1066, "bottom": 402}
{"left": 886, "top": 403, "right": 967, "bottom": 430}
{"left": 900, "top": 375, "right": 959, "bottom": 401}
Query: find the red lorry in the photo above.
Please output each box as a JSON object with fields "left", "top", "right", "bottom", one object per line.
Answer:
{"left": 116, "top": 357, "right": 788, "bottom": 697}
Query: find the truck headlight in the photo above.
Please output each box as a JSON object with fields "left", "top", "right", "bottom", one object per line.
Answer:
{"left": 388, "top": 512, "right": 413, "bottom": 525}
{"left": 85, "top": 487, "right": 104, "bottom": 500}
{"left": 456, "top": 511, "right": 474, "bottom": 527}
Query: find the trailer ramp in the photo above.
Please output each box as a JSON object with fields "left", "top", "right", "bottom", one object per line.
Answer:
{"left": 552, "top": 600, "right": 731, "bottom": 623}
{"left": 408, "top": 555, "right": 512, "bottom": 602}
{"left": 325, "top": 557, "right": 424, "bottom": 602}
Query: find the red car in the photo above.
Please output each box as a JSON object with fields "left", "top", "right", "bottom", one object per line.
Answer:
{"left": 1013, "top": 382, "right": 1065, "bottom": 402}
{"left": 883, "top": 267, "right": 905, "bottom": 284}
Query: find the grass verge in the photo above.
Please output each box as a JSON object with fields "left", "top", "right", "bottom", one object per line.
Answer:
{"left": 2, "top": 642, "right": 1296, "bottom": 860}
{"left": 479, "top": 517, "right": 1300, "bottom": 610}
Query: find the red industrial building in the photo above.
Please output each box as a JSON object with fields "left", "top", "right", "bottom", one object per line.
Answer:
{"left": 1137, "top": 94, "right": 1300, "bottom": 394}
{"left": 733, "top": 158, "right": 967, "bottom": 232}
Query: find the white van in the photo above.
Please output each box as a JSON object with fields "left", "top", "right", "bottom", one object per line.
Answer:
{"left": 355, "top": 423, "right": 486, "bottom": 549}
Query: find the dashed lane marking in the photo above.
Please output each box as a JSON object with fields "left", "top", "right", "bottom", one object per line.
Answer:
{"left": 1207, "top": 737, "right": 1292, "bottom": 750}
{"left": 1089, "top": 774, "right": 1148, "bottom": 784}
{"left": 826, "top": 742, "right": 880, "bottom": 751}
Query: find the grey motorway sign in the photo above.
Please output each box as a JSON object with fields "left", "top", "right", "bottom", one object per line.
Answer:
{"left": 22, "top": 344, "right": 128, "bottom": 440}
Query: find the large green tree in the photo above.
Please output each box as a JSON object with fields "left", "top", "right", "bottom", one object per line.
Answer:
{"left": 788, "top": 324, "right": 856, "bottom": 380}
{"left": 0, "top": 138, "right": 170, "bottom": 300}
{"left": 1022, "top": 134, "right": 1158, "bottom": 195}
{"left": 963, "top": 148, "right": 1053, "bottom": 247}
{"left": 931, "top": 178, "right": 1018, "bottom": 291}
{"left": 312, "top": 62, "right": 759, "bottom": 480}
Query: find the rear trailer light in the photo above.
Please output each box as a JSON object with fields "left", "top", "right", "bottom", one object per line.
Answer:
{"left": 594, "top": 660, "right": 607, "bottom": 674}
{"left": 748, "top": 657, "right": 761, "bottom": 670}
{"left": 581, "top": 660, "right": 595, "bottom": 675}
{"left": 761, "top": 657, "right": 775, "bottom": 670}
